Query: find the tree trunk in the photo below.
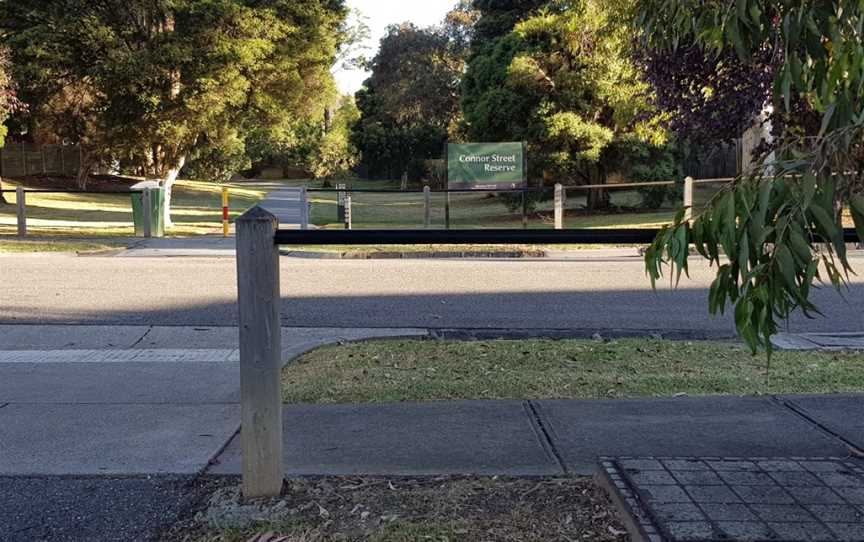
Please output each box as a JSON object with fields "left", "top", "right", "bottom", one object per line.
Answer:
{"left": 76, "top": 149, "right": 95, "bottom": 190}
{"left": 586, "top": 166, "right": 610, "bottom": 212}
{"left": 160, "top": 155, "right": 185, "bottom": 228}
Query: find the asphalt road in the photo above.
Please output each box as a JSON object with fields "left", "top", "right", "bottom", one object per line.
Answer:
{"left": 2, "top": 253, "right": 863, "bottom": 335}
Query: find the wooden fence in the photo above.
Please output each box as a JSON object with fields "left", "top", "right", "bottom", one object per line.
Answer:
{"left": 0, "top": 142, "right": 81, "bottom": 178}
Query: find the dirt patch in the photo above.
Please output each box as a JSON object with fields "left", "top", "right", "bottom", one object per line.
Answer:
{"left": 164, "top": 476, "right": 627, "bottom": 542}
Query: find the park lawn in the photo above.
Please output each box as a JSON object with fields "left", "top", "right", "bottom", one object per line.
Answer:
{"left": 0, "top": 239, "right": 124, "bottom": 253}
{"left": 308, "top": 180, "right": 677, "bottom": 230}
{"left": 281, "top": 338, "right": 864, "bottom": 404}
{"left": 0, "top": 178, "right": 268, "bottom": 237}
{"left": 167, "top": 476, "right": 624, "bottom": 542}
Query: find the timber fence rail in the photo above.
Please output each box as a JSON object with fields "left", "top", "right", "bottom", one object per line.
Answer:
{"left": 308, "top": 177, "right": 702, "bottom": 230}
{"left": 1, "top": 185, "right": 236, "bottom": 238}
{"left": 1, "top": 187, "right": 148, "bottom": 238}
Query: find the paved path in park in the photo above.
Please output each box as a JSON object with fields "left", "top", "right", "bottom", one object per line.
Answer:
{"left": 258, "top": 186, "right": 308, "bottom": 228}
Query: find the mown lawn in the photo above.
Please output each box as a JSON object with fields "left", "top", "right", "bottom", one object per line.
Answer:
{"left": 282, "top": 338, "right": 864, "bottom": 404}
{"left": 308, "top": 179, "right": 679, "bottom": 230}
{"left": 0, "top": 178, "right": 269, "bottom": 237}
{"left": 0, "top": 239, "right": 124, "bottom": 253}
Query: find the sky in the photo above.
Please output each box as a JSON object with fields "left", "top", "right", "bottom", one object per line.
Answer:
{"left": 333, "top": 0, "right": 455, "bottom": 96}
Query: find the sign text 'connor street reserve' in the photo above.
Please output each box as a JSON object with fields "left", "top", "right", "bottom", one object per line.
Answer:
{"left": 447, "top": 142, "right": 526, "bottom": 190}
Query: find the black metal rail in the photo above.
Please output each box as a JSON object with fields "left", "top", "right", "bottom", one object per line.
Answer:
{"left": 275, "top": 228, "right": 662, "bottom": 245}
{"left": 275, "top": 228, "right": 862, "bottom": 246}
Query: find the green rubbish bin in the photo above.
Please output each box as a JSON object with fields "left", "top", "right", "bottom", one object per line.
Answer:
{"left": 130, "top": 181, "right": 166, "bottom": 237}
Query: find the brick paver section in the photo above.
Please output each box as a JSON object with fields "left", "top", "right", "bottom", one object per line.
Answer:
{"left": 600, "top": 457, "right": 864, "bottom": 541}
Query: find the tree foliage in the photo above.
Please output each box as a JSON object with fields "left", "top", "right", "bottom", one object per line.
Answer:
{"left": 310, "top": 96, "right": 361, "bottom": 180}
{"left": 0, "top": 47, "right": 20, "bottom": 203}
{"left": 636, "top": 43, "right": 776, "bottom": 145}
{"left": 462, "top": 0, "right": 667, "bottom": 209}
{"left": 352, "top": 17, "right": 469, "bottom": 181}
{"left": 1, "top": 0, "right": 347, "bottom": 220}
{"left": 638, "top": 1, "right": 864, "bottom": 353}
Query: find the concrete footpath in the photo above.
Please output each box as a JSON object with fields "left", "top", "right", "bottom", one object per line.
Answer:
{"left": 2, "top": 324, "right": 864, "bottom": 541}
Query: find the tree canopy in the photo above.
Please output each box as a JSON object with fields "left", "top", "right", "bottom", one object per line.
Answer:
{"left": 351, "top": 18, "right": 469, "bottom": 181}
{"left": 1, "top": 0, "right": 348, "bottom": 221}
{"left": 638, "top": 1, "right": 864, "bottom": 353}
{"left": 462, "top": 0, "right": 667, "bottom": 208}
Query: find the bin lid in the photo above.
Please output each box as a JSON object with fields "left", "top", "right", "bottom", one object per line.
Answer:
{"left": 130, "top": 180, "right": 161, "bottom": 191}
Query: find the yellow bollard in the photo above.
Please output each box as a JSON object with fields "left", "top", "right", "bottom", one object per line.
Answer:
{"left": 222, "top": 187, "right": 230, "bottom": 237}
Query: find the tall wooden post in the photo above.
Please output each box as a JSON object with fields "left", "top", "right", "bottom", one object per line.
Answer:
{"left": 222, "top": 187, "right": 230, "bottom": 237}
{"left": 554, "top": 183, "right": 564, "bottom": 230}
{"left": 423, "top": 185, "right": 432, "bottom": 229}
{"left": 16, "top": 186, "right": 26, "bottom": 237}
{"left": 683, "top": 176, "right": 694, "bottom": 221}
{"left": 236, "top": 206, "right": 284, "bottom": 498}
{"left": 521, "top": 190, "right": 528, "bottom": 229}
{"left": 300, "top": 186, "right": 309, "bottom": 230}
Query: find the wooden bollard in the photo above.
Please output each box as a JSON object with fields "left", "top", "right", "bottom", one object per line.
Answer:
{"left": 236, "top": 206, "right": 284, "bottom": 498}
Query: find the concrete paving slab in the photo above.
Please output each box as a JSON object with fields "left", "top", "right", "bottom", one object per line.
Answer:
{"left": 805, "top": 333, "right": 864, "bottom": 348}
{"left": 0, "top": 348, "right": 237, "bottom": 363}
{"left": 0, "top": 475, "right": 205, "bottom": 542}
{"left": 0, "top": 404, "right": 238, "bottom": 475}
{"left": 0, "top": 325, "right": 149, "bottom": 350}
{"left": 0, "top": 324, "right": 427, "bottom": 351}
{"left": 534, "top": 397, "right": 850, "bottom": 475}
{"left": 770, "top": 333, "right": 822, "bottom": 351}
{"left": 113, "top": 237, "right": 237, "bottom": 258}
{"left": 781, "top": 394, "right": 864, "bottom": 451}
{"left": 773, "top": 332, "right": 864, "bottom": 350}
{"left": 211, "top": 401, "right": 562, "bottom": 476}
{"left": 135, "top": 325, "right": 428, "bottom": 350}
{"left": 0, "top": 362, "right": 239, "bottom": 403}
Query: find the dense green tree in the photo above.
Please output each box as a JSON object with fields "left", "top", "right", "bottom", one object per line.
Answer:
{"left": 308, "top": 96, "right": 361, "bottom": 180}
{"left": 638, "top": 1, "right": 864, "bottom": 353}
{"left": 352, "top": 6, "right": 473, "bottom": 181}
{"left": 462, "top": 0, "right": 666, "bottom": 209}
{"left": 1, "top": 0, "right": 347, "bottom": 224}
{"left": 0, "top": 47, "right": 18, "bottom": 203}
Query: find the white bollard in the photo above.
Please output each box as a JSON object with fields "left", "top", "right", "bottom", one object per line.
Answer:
{"left": 554, "top": 183, "right": 564, "bottom": 230}
{"left": 683, "top": 176, "right": 694, "bottom": 221}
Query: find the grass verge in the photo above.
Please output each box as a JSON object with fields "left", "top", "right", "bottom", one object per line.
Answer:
{"left": 282, "top": 338, "right": 864, "bottom": 404}
{"left": 0, "top": 239, "right": 123, "bottom": 253}
{"left": 166, "top": 476, "right": 625, "bottom": 542}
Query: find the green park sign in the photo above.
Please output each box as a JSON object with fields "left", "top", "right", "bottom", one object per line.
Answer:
{"left": 447, "top": 142, "right": 526, "bottom": 189}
